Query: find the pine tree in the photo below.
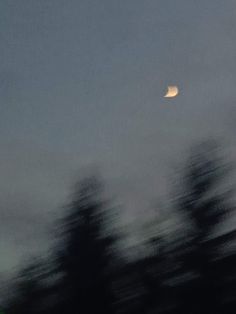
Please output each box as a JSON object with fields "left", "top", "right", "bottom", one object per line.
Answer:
{"left": 54, "top": 176, "right": 116, "bottom": 314}
{"left": 175, "top": 141, "right": 234, "bottom": 314}
{"left": 6, "top": 259, "right": 48, "bottom": 314}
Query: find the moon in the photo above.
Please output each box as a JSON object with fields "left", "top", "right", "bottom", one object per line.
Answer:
{"left": 164, "top": 86, "right": 179, "bottom": 98}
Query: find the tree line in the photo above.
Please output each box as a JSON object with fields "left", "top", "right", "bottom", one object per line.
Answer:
{"left": 3, "top": 140, "right": 236, "bottom": 314}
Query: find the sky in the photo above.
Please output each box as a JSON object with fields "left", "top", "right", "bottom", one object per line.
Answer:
{"left": 0, "top": 0, "right": 236, "bottom": 275}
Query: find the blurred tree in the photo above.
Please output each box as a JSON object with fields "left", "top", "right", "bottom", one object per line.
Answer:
{"left": 6, "top": 259, "right": 48, "bottom": 314}
{"left": 5, "top": 142, "right": 236, "bottom": 314}
{"left": 174, "top": 140, "right": 234, "bottom": 314}
{"left": 54, "top": 176, "right": 117, "bottom": 314}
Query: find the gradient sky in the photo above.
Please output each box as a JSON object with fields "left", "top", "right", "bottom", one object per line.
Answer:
{"left": 0, "top": 0, "right": 236, "bottom": 275}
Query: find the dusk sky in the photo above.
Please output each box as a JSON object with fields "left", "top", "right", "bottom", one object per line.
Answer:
{"left": 1, "top": 0, "right": 236, "bottom": 275}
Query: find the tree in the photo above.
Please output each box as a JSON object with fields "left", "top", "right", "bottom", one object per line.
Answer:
{"left": 174, "top": 140, "right": 234, "bottom": 314}
{"left": 54, "top": 176, "right": 117, "bottom": 314}
{"left": 6, "top": 259, "right": 48, "bottom": 314}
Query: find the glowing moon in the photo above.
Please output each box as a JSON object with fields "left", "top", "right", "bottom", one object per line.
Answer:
{"left": 164, "top": 86, "right": 179, "bottom": 98}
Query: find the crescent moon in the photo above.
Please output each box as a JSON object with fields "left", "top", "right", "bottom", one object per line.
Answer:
{"left": 164, "top": 86, "right": 179, "bottom": 98}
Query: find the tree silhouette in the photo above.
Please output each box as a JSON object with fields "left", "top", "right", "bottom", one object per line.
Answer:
{"left": 6, "top": 259, "right": 49, "bottom": 314}
{"left": 54, "top": 176, "right": 117, "bottom": 314}
{"left": 174, "top": 141, "right": 234, "bottom": 314}
{"left": 4, "top": 142, "right": 236, "bottom": 314}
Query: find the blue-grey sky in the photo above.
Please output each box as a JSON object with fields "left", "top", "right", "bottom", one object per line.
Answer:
{"left": 0, "top": 0, "right": 236, "bottom": 274}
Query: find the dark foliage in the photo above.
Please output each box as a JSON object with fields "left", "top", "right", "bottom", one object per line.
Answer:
{"left": 54, "top": 176, "right": 117, "bottom": 314}
{"left": 4, "top": 141, "right": 236, "bottom": 314}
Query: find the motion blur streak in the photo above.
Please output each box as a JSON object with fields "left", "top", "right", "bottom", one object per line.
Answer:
{"left": 2, "top": 141, "right": 236, "bottom": 314}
